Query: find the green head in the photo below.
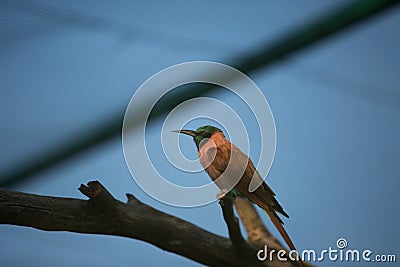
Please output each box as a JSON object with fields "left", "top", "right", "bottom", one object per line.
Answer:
{"left": 173, "top": 125, "right": 222, "bottom": 149}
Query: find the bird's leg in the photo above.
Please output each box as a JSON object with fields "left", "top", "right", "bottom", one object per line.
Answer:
{"left": 216, "top": 188, "right": 230, "bottom": 200}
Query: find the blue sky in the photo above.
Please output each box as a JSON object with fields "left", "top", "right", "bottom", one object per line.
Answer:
{"left": 1, "top": 1, "right": 399, "bottom": 266}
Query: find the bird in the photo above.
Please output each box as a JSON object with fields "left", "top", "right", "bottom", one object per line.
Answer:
{"left": 174, "top": 125, "right": 303, "bottom": 266}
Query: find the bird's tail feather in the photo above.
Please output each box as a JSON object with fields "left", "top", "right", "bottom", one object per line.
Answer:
{"left": 267, "top": 211, "right": 296, "bottom": 251}
{"left": 252, "top": 199, "right": 304, "bottom": 267}
{"left": 267, "top": 211, "right": 304, "bottom": 267}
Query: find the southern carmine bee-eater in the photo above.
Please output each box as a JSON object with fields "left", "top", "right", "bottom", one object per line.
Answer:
{"left": 174, "top": 125, "right": 303, "bottom": 266}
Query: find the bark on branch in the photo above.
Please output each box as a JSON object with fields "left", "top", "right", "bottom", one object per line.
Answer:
{"left": 218, "top": 191, "right": 260, "bottom": 266}
{"left": 0, "top": 181, "right": 312, "bottom": 267}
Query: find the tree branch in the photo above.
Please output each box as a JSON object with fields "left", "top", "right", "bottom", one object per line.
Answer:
{"left": 0, "top": 181, "right": 311, "bottom": 267}
{"left": 218, "top": 191, "right": 257, "bottom": 258}
{"left": 235, "top": 198, "right": 314, "bottom": 267}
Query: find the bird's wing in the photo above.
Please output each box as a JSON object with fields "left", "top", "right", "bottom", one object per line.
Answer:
{"left": 229, "top": 144, "right": 303, "bottom": 263}
{"left": 206, "top": 141, "right": 303, "bottom": 266}
{"left": 203, "top": 140, "right": 287, "bottom": 218}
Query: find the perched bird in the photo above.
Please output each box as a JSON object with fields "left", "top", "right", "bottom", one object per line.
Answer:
{"left": 174, "top": 125, "right": 303, "bottom": 266}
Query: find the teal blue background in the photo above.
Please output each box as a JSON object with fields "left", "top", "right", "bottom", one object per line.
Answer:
{"left": 1, "top": 1, "right": 399, "bottom": 266}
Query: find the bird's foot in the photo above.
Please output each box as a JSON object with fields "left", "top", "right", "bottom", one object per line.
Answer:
{"left": 216, "top": 189, "right": 230, "bottom": 200}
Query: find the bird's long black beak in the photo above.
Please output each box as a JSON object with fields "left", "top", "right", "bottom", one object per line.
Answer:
{"left": 172, "top": 129, "right": 196, "bottom": 137}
